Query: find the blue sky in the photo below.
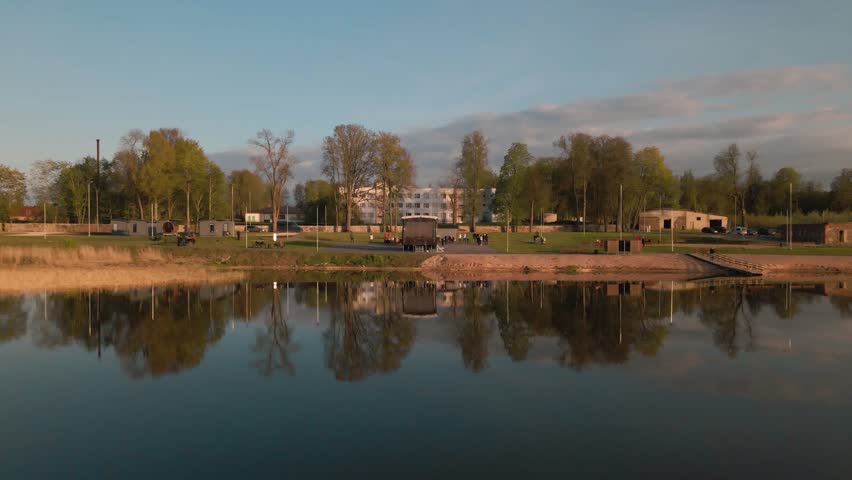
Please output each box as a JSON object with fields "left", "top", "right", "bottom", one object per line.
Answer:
{"left": 2, "top": 0, "right": 851, "bottom": 184}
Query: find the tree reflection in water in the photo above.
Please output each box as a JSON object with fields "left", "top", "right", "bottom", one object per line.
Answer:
{"left": 252, "top": 285, "right": 298, "bottom": 376}
{"left": 2, "top": 278, "right": 850, "bottom": 379}
{"left": 322, "top": 282, "right": 415, "bottom": 381}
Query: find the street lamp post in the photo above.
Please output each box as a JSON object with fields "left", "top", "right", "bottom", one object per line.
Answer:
{"left": 659, "top": 193, "right": 663, "bottom": 243}
{"left": 87, "top": 181, "right": 92, "bottom": 237}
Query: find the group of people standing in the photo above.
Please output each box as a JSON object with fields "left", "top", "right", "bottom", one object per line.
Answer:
{"left": 437, "top": 232, "right": 490, "bottom": 247}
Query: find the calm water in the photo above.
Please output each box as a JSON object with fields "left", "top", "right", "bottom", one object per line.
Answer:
{"left": 1, "top": 277, "right": 851, "bottom": 478}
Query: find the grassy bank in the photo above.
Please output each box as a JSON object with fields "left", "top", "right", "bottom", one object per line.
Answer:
{"left": 1, "top": 231, "right": 849, "bottom": 263}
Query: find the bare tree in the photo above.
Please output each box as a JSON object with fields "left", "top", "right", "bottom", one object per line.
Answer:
{"left": 321, "top": 124, "right": 377, "bottom": 232}
{"left": 249, "top": 129, "right": 295, "bottom": 233}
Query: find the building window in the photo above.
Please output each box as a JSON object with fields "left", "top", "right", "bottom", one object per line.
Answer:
{"left": 406, "top": 203, "right": 412, "bottom": 208}
{"left": 132, "top": 223, "right": 137, "bottom": 233}
{"left": 442, "top": 193, "right": 447, "bottom": 199}
{"left": 414, "top": 193, "right": 420, "bottom": 199}
{"left": 398, "top": 203, "right": 403, "bottom": 208}
{"left": 423, "top": 194, "right": 429, "bottom": 199}
{"left": 415, "top": 203, "right": 421, "bottom": 208}
{"left": 423, "top": 203, "right": 429, "bottom": 208}
{"left": 697, "top": 216, "right": 702, "bottom": 220}
{"left": 209, "top": 224, "right": 215, "bottom": 233}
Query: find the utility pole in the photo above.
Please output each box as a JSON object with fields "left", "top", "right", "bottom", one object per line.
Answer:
{"left": 230, "top": 184, "right": 234, "bottom": 224}
{"left": 582, "top": 180, "right": 586, "bottom": 237}
{"left": 87, "top": 181, "right": 91, "bottom": 237}
{"left": 659, "top": 193, "right": 663, "bottom": 243}
{"left": 95, "top": 139, "right": 100, "bottom": 229}
{"left": 789, "top": 182, "right": 793, "bottom": 250}
{"left": 246, "top": 191, "right": 250, "bottom": 249}
{"left": 671, "top": 211, "right": 674, "bottom": 253}
{"left": 619, "top": 183, "right": 623, "bottom": 242}
{"left": 316, "top": 206, "right": 319, "bottom": 252}
{"left": 43, "top": 201, "right": 46, "bottom": 240}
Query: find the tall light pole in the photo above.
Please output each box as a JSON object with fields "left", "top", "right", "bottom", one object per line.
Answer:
{"left": 789, "top": 182, "right": 793, "bottom": 250}
{"left": 316, "top": 206, "right": 319, "bottom": 252}
{"left": 87, "top": 181, "right": 92, "bottom": 237}
{"left": 506, "top": 212, "right": 509, "bottom": 253}
{"left": 246, "top": 191, "right": 250, "bottom": 249}
{"left": 619, "top": 183, "right": 623, "bottom": 242}
{"left": 95, "top": 139, "right": 100, "bottom": 229}
{"left": 659, "top": 193, "right": 663, "bottom": 243}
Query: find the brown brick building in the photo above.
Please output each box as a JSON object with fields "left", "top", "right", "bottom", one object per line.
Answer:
{"left": 791, "top": 223, "right": 852, "bottom": 245}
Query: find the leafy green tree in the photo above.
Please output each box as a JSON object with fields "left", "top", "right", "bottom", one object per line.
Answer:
{"left": 374, "top": 132, "right": 415, "bottom": 231}
{"left": 492, "top": 142, "right": 531, "bottom": 228}
{"left": 679, "top": 170, "right": 699, "bottom": 211}
{"left": 302, "top": 179, "right": 337, "bottom": 225}
{"left": 553, "top": 132, "right": 593, "bottom": 224}
{"left": 0, "top": 164, "right": 26, "bottom": 224}
{"left": 633, "top": 146, "right": 677, "bottom": 227}
{"left": 321, "top": 124, "right": 377, "bottom": 232}
{"left": 713, "top": 143, "right": 743, "bottom": 225}
{"left": 228, "top": 169, "right": 267, "bottom": 219}
{"left": 174, "top": 137, "right": 208, "bottom": 231}
{"left": 767, "top": 167, "right": 801, "bottom": 215}
{"left": 743, "top": 151, "right": 767, "bottom": 217}
{"left": 830, "top": 169, "right": 851, "bottom": 211}
{"left": 456, "top": 130, "right": 492, "bottom": 230}
{"left": 141, "top": 129, "right": 177, "bottom": 220}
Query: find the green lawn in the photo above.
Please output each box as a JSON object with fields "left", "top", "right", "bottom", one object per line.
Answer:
{"left": 2, "top": 231, "right": 849, "bottom": 257}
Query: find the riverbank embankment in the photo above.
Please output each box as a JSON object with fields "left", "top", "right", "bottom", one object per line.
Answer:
{"left": 1, "top": 246, "right": 851, "bottom": 293}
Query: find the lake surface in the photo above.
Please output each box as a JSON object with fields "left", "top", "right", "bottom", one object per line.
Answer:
{"left": 1, "top": 277, "right": 851, "bottom": 478}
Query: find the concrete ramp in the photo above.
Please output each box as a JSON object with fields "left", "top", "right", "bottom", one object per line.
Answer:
{"left": 688, "top": 253, "right": 764, "bottom": 276}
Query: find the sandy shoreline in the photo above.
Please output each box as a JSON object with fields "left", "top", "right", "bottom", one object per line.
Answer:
{"left": 0, "top": 266, "right": 247, "bottom": 294}
{"left": 1, "top": 251, "right": 850, "bottom": 293}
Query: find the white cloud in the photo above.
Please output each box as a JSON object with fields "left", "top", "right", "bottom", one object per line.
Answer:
{"left": 208, "top": 64, "right": 852, "bottom": 186}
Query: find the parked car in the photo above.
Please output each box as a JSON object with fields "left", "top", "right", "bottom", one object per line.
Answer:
{"left": 757, "top": 227, "right": 770, "bottom": 236}
{"left": 714, "top": 226, "right": 727, "bottom": 234}
{"left": 701, "top": 227, "right": 716, "bottom": 234}
{"left": 177, "top": 232, "right": 196, "bottom": 246}
{"left": 246, "top": 225, "right": 263, "bottom": 233}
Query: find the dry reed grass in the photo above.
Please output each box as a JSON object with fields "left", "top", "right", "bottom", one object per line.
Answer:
{"left": 0, "top": 266, "right": 246, "bottom": 294}
{"left": 0, "top": 246, "right": 167, "bottom": 266}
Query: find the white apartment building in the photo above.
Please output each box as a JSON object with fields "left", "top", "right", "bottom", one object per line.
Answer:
{"left": 354, "top": 186, "right": 497, "bottom": 225}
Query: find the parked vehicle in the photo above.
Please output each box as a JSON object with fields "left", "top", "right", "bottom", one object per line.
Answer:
{"left": 401, "top": 215, "right": 438, "bottom": 252}
{"left": 701, "top": 227, "right": 716, "bottom": 234}
{"left": 757, "top": 227, "right": 770, "bottom": 236}
{"left": 177, "top": 232, "right": 196, "bottom": 246}
{"left": 714, "top": 226, "right": 727, "bottom": 234}
{"left": 246, "top": 225, "right": 263, "bottom": 233}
